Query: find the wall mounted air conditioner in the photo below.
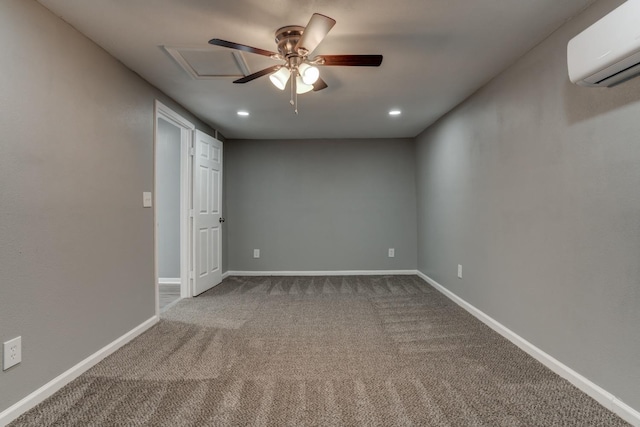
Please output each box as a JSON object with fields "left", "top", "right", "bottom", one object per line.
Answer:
{"left": 567, "top": 0, "right": 640, "bottom": 87}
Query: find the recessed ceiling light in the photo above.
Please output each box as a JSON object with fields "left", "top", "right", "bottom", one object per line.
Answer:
{"left": 237, "top": 111, "right": 250, "bottom": 116}
{"left": 389, "top": 110, "right": 401, "bottom": 116}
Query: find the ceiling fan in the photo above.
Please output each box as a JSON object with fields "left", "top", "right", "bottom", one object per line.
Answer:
{"left": 208, "top": 13, "right": 383, "bottom": 113}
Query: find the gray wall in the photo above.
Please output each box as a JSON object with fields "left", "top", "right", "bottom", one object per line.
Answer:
{"left": 0, "top": 0, "right": 217, "bottom": 413}
{"left": 226, "top": 139, "right": 417, "bottom": 271}
{"left": 415, "top": 0, "right": 640, "bottom": 411}
{"left": 157, "top": 119, "right": 181, "bottom": 279}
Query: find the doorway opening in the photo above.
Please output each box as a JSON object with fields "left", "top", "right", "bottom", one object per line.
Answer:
{"left": 154, "top": 101, "right": 194, "bottom": 313}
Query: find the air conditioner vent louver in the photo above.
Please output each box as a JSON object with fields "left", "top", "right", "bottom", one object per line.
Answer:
{"left": 593, "top": 61, "right": 640, "bottom": 86}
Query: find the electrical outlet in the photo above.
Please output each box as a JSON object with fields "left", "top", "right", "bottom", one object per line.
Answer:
{"left": 388, "top": 248, "right": 395, "bottom": 258}
{"left": 3, "top": 336, "right": 22, "bottom": 371}
{"left": 457, "top": 264, "right": 462, "bottom": 279}
{"left": 253, "top": 249, "right": 260, "bottom": 259}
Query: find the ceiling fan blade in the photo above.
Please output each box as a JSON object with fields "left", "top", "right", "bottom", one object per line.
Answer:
{"left": 295, "top": 13, "right": 336, "bottom": 55}
{"left": 315, "top": 55, "right": 383, "bottom": 66}
{"left": 312, "top": 78, "right": 328, "bottom": 91}
{"left": 208, "top": 38, "right": 278, "bottom": 58}
{"left": 233, "top": 65, "right": 281, "bottom": 84}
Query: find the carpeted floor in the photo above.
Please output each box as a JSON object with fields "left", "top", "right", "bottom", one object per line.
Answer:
{"left": 11, "top": 275, "right": 629, "bottom": 426}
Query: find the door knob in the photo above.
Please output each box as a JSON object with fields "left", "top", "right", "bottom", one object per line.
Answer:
{"left": 219, "top": 217, "right": 226, "bottom": 223}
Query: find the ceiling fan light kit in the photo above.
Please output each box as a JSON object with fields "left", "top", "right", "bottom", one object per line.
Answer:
{"left": 295, "top": 76, "right": 314, "bottom": 94}
{"left": 298, "top": 63, "right": 320, "bottom": 85}
{"left": 269, "top": 67, "right": 289, "bottom": 90}
{"left": 209, "top": 13, "right": 383, "bottom": 114}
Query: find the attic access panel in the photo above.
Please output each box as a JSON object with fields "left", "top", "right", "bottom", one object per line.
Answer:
{"left": 165, "top": 45, "right": 278, "bottom": 80}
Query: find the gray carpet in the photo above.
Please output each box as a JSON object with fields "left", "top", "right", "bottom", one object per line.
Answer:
{"left": 11, "top": 276, "right": 629, "bottom": 426}
{"left": 159, "top": 283, "right": 181, "bottom": 311}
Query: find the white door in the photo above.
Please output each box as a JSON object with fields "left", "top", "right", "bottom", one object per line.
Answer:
{"left": 193, "top": 130, "right": 223, "bottom": 296}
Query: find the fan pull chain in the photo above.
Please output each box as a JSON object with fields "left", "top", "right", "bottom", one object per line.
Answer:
{"left": 290, "top": 70, "right": 299, "bottom": 114}
{"left": 290, "top": 72, "right": 294, "bottom": 106}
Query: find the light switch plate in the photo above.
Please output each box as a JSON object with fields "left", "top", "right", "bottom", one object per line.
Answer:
{"left": 388, "top": 248, "right": 395, "bottom": 258}
{"left": 253, "top": 249, "right": 260, "bottom": 258}
{"left": 142, "top": 192, "right": 152, "bottom": 208}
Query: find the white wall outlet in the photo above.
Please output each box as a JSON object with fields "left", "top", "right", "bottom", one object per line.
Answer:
{"left": 388, "top": 248, "right": 395, "bottom": 258}
{"left": 457, "top": 264, "right": 463, "bottom": 279}
{"left": 142, "top": 192, "right": 153, "bottom": 208}
{"left": 3, "top": 336, "right": 22, "bottom": 371}
{"left": 253, "top": 249, "right": 260, "bottom": 259}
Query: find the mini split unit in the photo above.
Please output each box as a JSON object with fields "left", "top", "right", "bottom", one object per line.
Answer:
{"left": 568, "top": 0, "right": 640, "bottom": 87}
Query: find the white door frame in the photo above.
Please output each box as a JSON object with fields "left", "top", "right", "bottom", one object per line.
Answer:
{"left": 154, "top": 100, "right": 195, "bottom": 315}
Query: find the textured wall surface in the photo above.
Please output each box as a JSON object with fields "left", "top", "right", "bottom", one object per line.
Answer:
{"left": 415, "top": 0, "right": 640, "bottom": 411}
{"left": 225, "top": 139, "right": 417, "bottom": 272}
{"left": 157, "top": 119, "right": 181, "bottom": 278}
{"left": 0, "top": 0, "right": 216, "bottom": 413}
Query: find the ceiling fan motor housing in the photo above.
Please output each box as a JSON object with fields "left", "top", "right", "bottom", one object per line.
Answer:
{"left": 275, "top": 26, "right": 306, "bottom": 69}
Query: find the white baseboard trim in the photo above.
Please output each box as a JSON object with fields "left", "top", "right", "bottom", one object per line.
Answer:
{"left": 0, "top": 316, "right": 159, "bottom": 427}
{"left": 225, "top": 270, "right": 419, "bottom": 277}
{"left": 222, "top": 271, "right": 231, "bottom": 280}
{"left": 158, "top": 277, "right": 180, "bottom": 285}
{"left": 613, "top": 399, "right": 640, "bottom": 427}
{"left": 416, "top": 271, "right": 640, "bottom": 426}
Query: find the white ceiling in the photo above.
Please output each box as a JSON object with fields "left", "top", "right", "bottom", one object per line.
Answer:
{"left": 38, "top": 0, "right": 594, "bottom": 140}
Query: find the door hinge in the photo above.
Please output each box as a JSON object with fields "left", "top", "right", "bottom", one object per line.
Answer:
{"left": 189, "top": 147, "right": 195, "bottom": 156}
{"left": 189, "top": 209, "right": 194, "bottom": 218}
{"left": 189, "top": 271, "right": 194, "bottom": 280}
